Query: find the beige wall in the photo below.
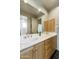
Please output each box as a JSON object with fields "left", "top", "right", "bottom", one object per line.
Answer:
{"left": 48, "top": 7, "right": 59, "bottom": 25}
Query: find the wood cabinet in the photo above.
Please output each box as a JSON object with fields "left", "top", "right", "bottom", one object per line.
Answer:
{"left": 44, "top": 36, "right": 57, "bottom": 59}
{"left": 20, "top": 36, "right": 57, "bottom": 59}
{"left": 20, "top": 42, "right": 45, "bottom": 59}
{"left": 34, "top": 42, "right": 45, "bottom": 59}
{"left": 20, "top": 47, "right": 33, "bottom": 59}
{"left": 44, "top": 18, "right": 55, "bottom": 32}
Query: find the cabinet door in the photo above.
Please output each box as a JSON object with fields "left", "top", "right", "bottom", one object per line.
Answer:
{"left": 44, "top": 39, "right": 52, "bottom": 59}
{"left": 51, "top": 36, "right": 57, "bottom": 50}
{"left": 49, "top": 19, "right": 55, "bottom": 32}
{"left": 44, "top": 19, "right": 55, "bottom": 32}
{"left": 20, "top": 47, "right": 33, "bottom": 59}
{"left": 44, "top": 20, "right": 49, "bottom": 32}
{"left": 34, "top": 42, "right": 45, "bottom": 59}
{"left": 44, "top": 36, "right": 57, "bottom": 59}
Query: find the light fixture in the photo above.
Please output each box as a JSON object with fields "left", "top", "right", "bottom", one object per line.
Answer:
{"left": 24, "top": 0, "right": 28, "bottom": 3}
{"left": 38, "top": 9, "right": 41, "bottom": 12}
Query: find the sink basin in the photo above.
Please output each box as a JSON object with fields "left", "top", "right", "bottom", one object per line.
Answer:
{"left": 20, "top": 35, "right": 41, "bottom": 44}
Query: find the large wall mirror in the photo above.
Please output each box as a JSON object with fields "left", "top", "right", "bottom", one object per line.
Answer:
{"left": 20, "top": 15, "right": 42, "bottom": 35}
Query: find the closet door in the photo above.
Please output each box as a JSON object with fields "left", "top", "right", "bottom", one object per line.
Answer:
{"left": 49, "top": 19, "right": 55, "bottom": 32}
{"left": 44, "top": 19, "right": 55, "bottom": 32}
{"left": 44, "top": 20, "right": 49, "bottom": 32}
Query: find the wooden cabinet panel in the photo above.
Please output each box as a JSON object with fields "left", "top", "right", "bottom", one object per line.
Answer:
{"left": 49, "top": 19, "right": 55, "bottom": 32}
{"left": 20, "top": 47, "right": 33, "bottom": 59}
{"left": 44, "top": 36, "right": 57, "bottom": 59}
{"left": 32, "top": 47, "right": 36, "bottom": 59}
{"left": 44, "top": 18, "right": 55, "bottom": 32}
{"left": 51, "top": 36, "right": 57, "bottom": 49}
{"left": 44, "top": 20, "right": 49, "bottom": 32}
{"left": 44, "top": 39, "right": 52, "bottom": 59}
{"left": 34, "top": 42, "right": 45, "bottom": 59}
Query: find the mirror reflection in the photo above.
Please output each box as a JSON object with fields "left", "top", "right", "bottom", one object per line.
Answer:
{"left": 20, "top": 14, "right": 42, "bottom": 35}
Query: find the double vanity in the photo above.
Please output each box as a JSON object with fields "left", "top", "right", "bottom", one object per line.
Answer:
{"left": 20, "top": 32, "right": 57, "bottom": 59}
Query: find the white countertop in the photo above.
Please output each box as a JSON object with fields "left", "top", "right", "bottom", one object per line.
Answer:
{"left": 20, "top": 32, "right": 57, "bottom": 51}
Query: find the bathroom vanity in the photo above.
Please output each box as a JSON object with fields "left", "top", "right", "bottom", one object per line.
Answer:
{"left": 20, "top": 32, "right": 57, "bottom": 59}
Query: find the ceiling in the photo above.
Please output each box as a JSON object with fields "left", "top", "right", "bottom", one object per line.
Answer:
{"left": 41, "top": 0, "right": 59, "bottom": 12}
{"left": 20, "top": 0, "right": 44, "bottom": 17}
{"left": 30, "top": 0, "right": 59, "bottom": 12}
{"left": 20, "top": 0, "right": 59, "bottom": 17}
